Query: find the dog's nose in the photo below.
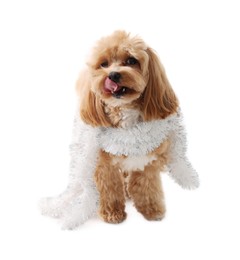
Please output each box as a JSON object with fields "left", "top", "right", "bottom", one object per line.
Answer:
{"left": 108, "top": 71, "right": 121, "bottom": 83}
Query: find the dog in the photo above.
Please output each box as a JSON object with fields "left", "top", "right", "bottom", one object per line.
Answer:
{"left": 76, "top": 31, "right": 179, "bottom": 223}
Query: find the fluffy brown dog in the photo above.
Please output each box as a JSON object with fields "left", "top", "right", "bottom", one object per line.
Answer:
{"left": 77, "top": 31, "right": 179, "bottom": 223}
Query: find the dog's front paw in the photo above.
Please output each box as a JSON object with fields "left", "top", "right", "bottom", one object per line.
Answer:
{"left": 142, "top": 208, "right": 165, "bottom": 221}
{"left": 100, "top": 210, "right": 127, "bottom": 224}
{"left": 136, "top": 203, "right": 166, "bottom": 221}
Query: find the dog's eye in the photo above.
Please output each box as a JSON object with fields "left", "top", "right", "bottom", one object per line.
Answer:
{"left": 125, "top": 57, "right": 138, "bottom": 66}
{"left": 100, "top": 61, "right": 109, "bottom": 68}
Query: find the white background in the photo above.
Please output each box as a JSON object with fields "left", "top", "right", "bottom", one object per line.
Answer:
{"left": 0, "top": 0, "right": 240, "bottom": 259}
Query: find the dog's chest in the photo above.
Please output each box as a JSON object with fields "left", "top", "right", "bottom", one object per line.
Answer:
{"left": 112, "top": 154, "right": 157, "bottom": 172}
{"left": 119, "top": 109, "right": 142, "bottom": 128}
{"left": 105, "top": 107, "right": 142, "bottom": 128}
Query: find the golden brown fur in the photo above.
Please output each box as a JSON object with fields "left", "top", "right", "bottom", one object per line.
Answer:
{"left": 76, "top": 31, "right": 179, "bottom": 223}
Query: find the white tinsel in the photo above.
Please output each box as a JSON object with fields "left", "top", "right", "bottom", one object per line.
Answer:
{"left": 40, "top": 109, "right": 199, "bottom": 229}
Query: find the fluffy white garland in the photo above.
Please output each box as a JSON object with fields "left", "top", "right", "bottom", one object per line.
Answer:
{"left": 40, "top": 109, "right": 199, "bottom": 229}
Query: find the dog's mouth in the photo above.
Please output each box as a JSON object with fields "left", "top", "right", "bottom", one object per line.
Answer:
{"left": 104, "top": 77, "right": 129, "bottom": 98}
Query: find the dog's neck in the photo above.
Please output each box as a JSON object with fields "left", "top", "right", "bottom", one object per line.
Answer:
{"left": 104, "top": 104, "right": 143, "bottom": 129}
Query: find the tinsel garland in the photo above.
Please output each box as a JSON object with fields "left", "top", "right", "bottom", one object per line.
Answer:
{"left": 40, "top": 109, "right": 199, "bottom": 229}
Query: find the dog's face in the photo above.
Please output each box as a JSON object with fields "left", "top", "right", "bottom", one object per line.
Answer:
{"left": 78, "top": 31, "right": 178, "bottom": 127}
{"left": 87, "top": 31, "right": 149, "bottom": 106}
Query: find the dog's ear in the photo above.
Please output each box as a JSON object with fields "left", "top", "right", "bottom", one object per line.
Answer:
{"left": 76, "top": 70, "right": 110, "bottom": 127}
{"left": 142, "top": 48, "right": 179, "bottom": 120}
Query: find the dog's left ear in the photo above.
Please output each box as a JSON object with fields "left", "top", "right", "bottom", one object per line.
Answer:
{"left": 142, "top": 48, "right": 179, "bottom": 120}
{"left": 76, "top": 70, "right": 110, "bottom": 127}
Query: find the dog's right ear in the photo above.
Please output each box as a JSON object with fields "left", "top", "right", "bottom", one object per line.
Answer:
{"left": 76, "top": 69, "right": 110, "bottom": 127}
{"left": 143, "top": 48, "right": 179, "bottom": 120}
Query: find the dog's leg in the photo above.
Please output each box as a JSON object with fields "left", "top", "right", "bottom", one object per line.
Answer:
{"left": 128, "top": 165, "right": 166, "bottom": 221}
{"left": 95, "top": 151, "right": 126, "bottom": 224}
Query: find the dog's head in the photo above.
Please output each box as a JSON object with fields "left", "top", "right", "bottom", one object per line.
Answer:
{"left": 77, "top": 31, "right": 178, "bottom": 127}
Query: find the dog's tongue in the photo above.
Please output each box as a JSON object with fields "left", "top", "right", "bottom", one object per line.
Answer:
{"left": 104, "top": 77, "right": 120, "bottom": 93}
